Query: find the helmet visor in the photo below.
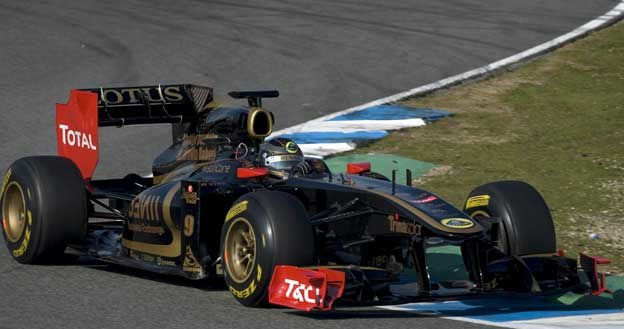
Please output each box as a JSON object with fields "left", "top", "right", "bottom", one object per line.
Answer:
{"left": 264, "top": 154, "right": 304, "bottom": 171}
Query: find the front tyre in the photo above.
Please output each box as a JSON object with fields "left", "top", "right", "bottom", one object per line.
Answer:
{"left": 221, "top": 191, "right": 315, "bottom": 307}
{"left": 464, "top": 180, "right": 556, "bottom": 256}
{"left": 1, "top": 156, "right": 88, "bottom": 264}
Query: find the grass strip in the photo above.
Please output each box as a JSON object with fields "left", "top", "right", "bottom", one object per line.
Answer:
{"left": 354, "top": 21, "right": 624, "bottom": 272}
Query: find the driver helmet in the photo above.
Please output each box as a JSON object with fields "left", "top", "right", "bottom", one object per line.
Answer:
{"left": 258, "top": 138, "right": 304, "bottom": 179}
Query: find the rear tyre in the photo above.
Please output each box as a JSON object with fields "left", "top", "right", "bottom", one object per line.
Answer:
{"left": 221, "top": 191, "right": 315, "bottom": 307}
{"left": 1, "top": 156, "right": 88, "bottom": 264}
{"left": 463, "top": 180, "right": 556, "bottom": 256}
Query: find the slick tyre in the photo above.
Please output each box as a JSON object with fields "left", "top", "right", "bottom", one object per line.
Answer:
{"left": 463, "top": 180, "right": 556, "bottom": 256}
{"left": 0, "top": 156, "right": 88, "bottom": 264}
{"left": 221, "top": 191, "right": 315, "bottom": 307}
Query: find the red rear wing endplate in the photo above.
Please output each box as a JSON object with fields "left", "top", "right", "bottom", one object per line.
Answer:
{"left": 56, "top": 90, "right": 99, "bottom": 180}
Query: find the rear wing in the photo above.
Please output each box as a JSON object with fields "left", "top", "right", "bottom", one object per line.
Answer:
{"left": 56, "top": 84, "right": 213, "bottom": 180}
{"left": 81, "top": 84, "right": 213, "bottom": 127}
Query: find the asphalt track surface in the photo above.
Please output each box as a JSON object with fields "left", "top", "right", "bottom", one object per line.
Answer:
{"left": 0, "top": 1, "right": 619, "bottom": 328}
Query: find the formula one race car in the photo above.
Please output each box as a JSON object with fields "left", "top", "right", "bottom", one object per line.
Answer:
{"left": 0, "top": 85, "right": 609, "bottom": 311}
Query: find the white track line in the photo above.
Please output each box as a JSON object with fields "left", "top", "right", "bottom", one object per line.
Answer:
{"left": 504, "top": 313, "right": 624, "bottom": 329}
{"left": 273, "top": 1, "right": 624, "bottom": 137}
{"left": 380, "top": 305, "right": 624, "bottom": 329}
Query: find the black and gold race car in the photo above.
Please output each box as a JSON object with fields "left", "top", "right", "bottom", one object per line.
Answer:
{"left": 0, "top": 85, "right": 609, "bottom": 311}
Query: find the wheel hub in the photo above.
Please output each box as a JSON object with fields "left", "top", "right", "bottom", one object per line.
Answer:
{"left": 2, "top": 183, "right": 26, "bottom": 243}
{"left": 224, "top": 217, "right": 256, "bottom": 284}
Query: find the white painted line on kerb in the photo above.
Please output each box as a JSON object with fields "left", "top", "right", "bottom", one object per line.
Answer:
{"left": 273, "top": 1, "right": 624, "bottom": 137}
{"left": 298, "top": 143, "right": 355, "bottom": 157}
{"left": 280, "top": 119, "right": 426, "bottom": 133}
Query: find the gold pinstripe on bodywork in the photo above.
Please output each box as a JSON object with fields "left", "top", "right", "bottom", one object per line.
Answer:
{"left": 366, "top": 189, "right": 482, "bottom": 234}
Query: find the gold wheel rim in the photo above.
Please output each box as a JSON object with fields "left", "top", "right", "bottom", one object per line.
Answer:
{"left": 224, "top": 217, "right": 256, "bottom": 284}
{"left": 2, "top": 182, "right": 26, "bottom": 243}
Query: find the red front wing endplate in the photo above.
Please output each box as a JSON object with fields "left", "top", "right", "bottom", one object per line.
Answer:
{"left": 268, "top": 266, "right": 345, "bottom": 311}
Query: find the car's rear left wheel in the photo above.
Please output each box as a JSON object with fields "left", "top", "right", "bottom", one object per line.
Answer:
{"left": 1, "top": 156, "right": 88, "bottom": 264}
